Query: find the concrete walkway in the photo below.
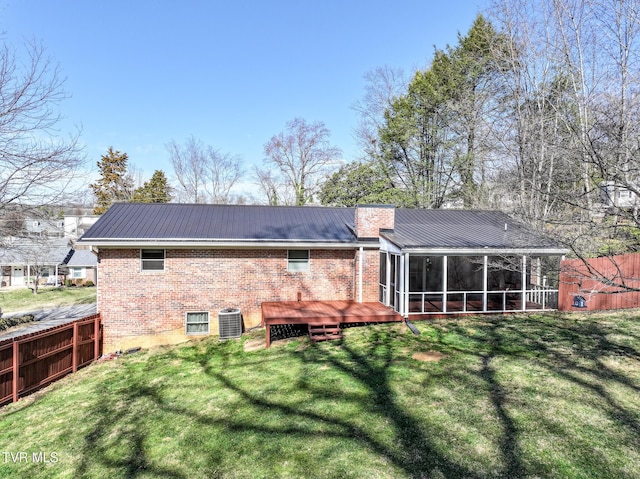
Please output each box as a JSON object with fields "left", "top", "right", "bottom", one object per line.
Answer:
{"left": 0, "top": 304, "right": 97, "bottom": 341}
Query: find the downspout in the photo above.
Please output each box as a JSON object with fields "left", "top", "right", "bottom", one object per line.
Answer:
{"left": 358, "top": 247, "right": 363, "bottom": 303}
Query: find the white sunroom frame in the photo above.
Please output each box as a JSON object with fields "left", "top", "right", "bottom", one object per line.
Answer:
{"left": 378, "top": 238, "right": 564, "bottom": 317}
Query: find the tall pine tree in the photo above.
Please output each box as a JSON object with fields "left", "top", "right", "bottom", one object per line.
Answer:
{"left": 90, "top": 147, "right": 134, "bottom": 214}
{"left": 131, "top": 170, "right": 172, "bottom": 203}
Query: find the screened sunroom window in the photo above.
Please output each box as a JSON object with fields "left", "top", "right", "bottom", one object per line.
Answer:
{"left": 186, "top": 312, "right": 209, "bottom": 334}
{"left": 141, "top": 249, "right": 165, "bottom": 271}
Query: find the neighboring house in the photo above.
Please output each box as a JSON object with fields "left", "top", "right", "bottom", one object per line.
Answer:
{"left": 600, "top": 181, "right": 640, "bottom": 209}
{"left": 0, "top": 239, "right": 97, "bottom": 288}
{"left": 25, "top": 218, "right": 66, "bottom": 237}
{"left": 0, "top": 212, "right": 99, "bottom": 287}
{"left": 63, "top": 248, "right": 98, "bottom": 284}
{"left": 77, "top": 203, "right": 567, "bottom": 352}
{"left": 0, "top": 239, "right": 71, "bottom": 287}
{"left": 63, "top": 214, "right": 101, "bottom": 241}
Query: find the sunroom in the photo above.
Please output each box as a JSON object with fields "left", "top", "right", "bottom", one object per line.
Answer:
{"left": 378, "top": 210, "right": 568, "bottom": 317}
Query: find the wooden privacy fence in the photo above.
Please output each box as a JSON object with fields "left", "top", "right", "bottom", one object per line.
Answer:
{"left": 0, "top": 314, "right": 101, "bottom": 407}
{"left": 559, "top": 253, "right": 640, "bottom": 311}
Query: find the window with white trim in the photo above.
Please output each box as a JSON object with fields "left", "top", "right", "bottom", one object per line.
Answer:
{"left": 287, "top": 249, "right": 310, "bottom": 272}
{"left": 141, "top": 249, "right": 165, "bottom": 271}
{"left": 70, "top": 267, "right": 84, "bottom": 279}
{"left": 186, "top": 312, "right": 209, "bottom": 335}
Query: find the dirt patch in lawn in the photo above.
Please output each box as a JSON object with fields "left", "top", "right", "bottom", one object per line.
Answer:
{"left": 244, "top": 338, "right": 266, "bottom": 352}
{"left": 412, "top": 351, "right": 446, "bottom": 362}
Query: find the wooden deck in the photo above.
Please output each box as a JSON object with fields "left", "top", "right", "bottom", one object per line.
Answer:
{"left": 261, "top": 301, "right": 403, "bottom": 347}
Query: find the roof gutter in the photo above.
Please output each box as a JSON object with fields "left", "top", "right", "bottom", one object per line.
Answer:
{"left": 77, "top": 239, "right": 380, "bottom": 250}
{"left": 397, "top": 247, "right": 569, "bottom": 255}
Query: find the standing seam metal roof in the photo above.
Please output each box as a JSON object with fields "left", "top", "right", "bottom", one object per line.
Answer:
{"left": 79, "top": 203, "right": 563, "bottom": 251}
{"left": 389, "top": 209, "right": 559, "bottom": 249}
{"left": 80, "top": 203, "right": 356, "bottom": 242}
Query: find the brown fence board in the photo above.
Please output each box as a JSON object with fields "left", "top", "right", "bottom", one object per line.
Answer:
{"left": 0, "top": 314, "right": 101, "bottom": 407}
{"left": 559, "top": 254, "right": 640, "bottom": 311}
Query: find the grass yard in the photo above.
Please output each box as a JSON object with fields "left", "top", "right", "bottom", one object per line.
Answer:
{"left": 0, "top": 310, "right": 638, "bottom": 478}
{"left": 0, "top": 286, "right": 96, "bottom": 314}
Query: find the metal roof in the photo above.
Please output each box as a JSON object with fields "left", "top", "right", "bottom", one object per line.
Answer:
{"left": 79, "top": 203, "right": 356, "bottom": 243}
{"left": 387, "top": 209, "right": 563, "bottom": 252}
{"left": 78, "top": 203, "right": 565, "bottom": 253}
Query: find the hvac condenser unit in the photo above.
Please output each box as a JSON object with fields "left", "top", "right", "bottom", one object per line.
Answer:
{"left": 218, "top": 308, "right": 242, "bottom": 340}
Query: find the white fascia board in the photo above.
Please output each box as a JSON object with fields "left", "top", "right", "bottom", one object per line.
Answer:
{"left": 399, "top": 247, "right": 569, "bottom": 255}
{"left": 77, "top": 239, "right": 376, "bottom": 250}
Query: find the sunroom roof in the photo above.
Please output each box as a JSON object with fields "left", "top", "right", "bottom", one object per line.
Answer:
{"left": 384, "top": 210, "right": 565, "bottom": 253}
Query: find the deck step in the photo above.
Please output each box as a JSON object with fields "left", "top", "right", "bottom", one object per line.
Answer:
{"left": 308, "top": 323, "right": 342, "bottom": 343}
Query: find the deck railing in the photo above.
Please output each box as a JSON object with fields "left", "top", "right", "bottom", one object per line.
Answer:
{"left": 380, "top": 286, "right": 559, "bottom": 315}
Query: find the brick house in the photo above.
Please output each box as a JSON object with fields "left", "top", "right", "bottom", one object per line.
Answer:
{"left": 78, "top": 203, "right": 566, "bottom": 351}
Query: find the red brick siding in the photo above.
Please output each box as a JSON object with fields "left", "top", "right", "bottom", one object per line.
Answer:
{"left": 98, "top": 248, "right": 360, "bottom": 351}
{"left": 354, "top": 248, "right": 382, "bottom": 302}
{"left": 355, "top": 206, "right": 395, "bottom": 238}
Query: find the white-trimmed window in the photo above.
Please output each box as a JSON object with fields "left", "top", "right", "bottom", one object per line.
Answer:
{"left": 186, "top": 312, "right": 209, "bottom": 335}
{"left": 141, "top": 249, "right": 165, "bottom": 271}
{"left": 287, "top": 249, "right": 310, "bottom": 272}
{"left": 70, "top": 267, "right": 85, "bottom": 279}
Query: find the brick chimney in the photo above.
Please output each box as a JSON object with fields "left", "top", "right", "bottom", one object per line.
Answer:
{"left": 354, "top": 205, "right": 395, "bottom": 238}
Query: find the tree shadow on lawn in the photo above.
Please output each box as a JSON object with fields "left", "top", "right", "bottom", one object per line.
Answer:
{"left": 450, "top": 314, "right": 640, "bottom": 473}
{"left": 73, "top": 313, "right": 640, "bottom": 478}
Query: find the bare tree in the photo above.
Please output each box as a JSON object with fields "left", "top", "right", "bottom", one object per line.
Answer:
{"left": 168, "top": 136, "right": 243, "bottom": 203}
{"left": 0, "top": 39, "right": 84, "bottom": 221}
{"left": 205, "top": 149, "right": 243, "bottom": 204}
{"left": 253, "top": 166, "right": 290, "bottom": 206}
{"left": 352, "top": 66, "right": 408, "bottom": 161}
{"left": 262, "top": 118, "right": 341, "bottom": 206}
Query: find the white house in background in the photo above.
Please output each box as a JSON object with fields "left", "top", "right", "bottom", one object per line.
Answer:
{"left": 0, "top": 239, "right": 97, "bottom": 288}
{"left": 63, "top": 215, "right": 100, "bottom": 241}
{"left": 63, "top": 249, "right": 98, "bottom": 284}
{"left": 600, "top": 181, "right": 640, "bottom": 209}
{"left": 0, "top": 211, "right": 100, "bottom": 288}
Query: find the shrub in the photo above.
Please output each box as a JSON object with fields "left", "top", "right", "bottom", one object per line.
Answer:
{"left": 0, "top": 314, "right": 35, "bottom": 332}
{"left": 65, "top": 279, "right": 73, "bottom": 287}
{"left": 75, "top": 279, "right": 84, "bottom": 287}
{"left": 84, "top": 281, "right": 95, "bottom": 287}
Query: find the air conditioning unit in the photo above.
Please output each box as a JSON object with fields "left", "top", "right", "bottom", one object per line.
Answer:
{"left": 218, "top": 308, "right": 242, "bottom": 340}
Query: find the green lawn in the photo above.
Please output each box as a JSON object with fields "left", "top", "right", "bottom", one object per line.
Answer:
{"left": 0, "top": 286, "right": 96, "bottom": 314}
{"left": 0, "top": 311, "right": 638, "bottom": 478}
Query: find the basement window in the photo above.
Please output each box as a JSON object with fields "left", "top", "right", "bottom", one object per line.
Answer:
{"left": 287, "top": 249, "right": 310, "bottom": 272}
{"left": 186, "top": 312, "right": 209, "bottom": 335}
{"left": 141, "top": 249, "right": 165, "bottom": 271}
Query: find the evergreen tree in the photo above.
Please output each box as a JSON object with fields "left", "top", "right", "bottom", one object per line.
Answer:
{"left": 90, "top": 147, "right": 134, "bottom": 214}
{"left": 319, "top": 161, "right": 409, "bottom": 207}
{"left": 131, "top": 170, "right": 172, "bottom": 203}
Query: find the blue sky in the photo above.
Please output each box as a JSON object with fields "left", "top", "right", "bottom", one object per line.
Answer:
{"left": 2, "top": 0, "right": 488, "bottom": 194}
